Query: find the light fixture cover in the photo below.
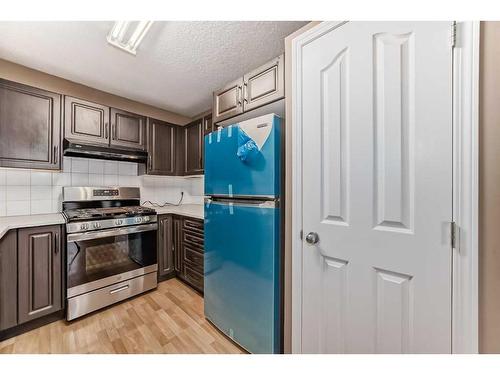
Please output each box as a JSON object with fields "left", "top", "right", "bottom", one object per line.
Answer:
{"left": 107, "top": 21, "right": 154, "bottom": 55}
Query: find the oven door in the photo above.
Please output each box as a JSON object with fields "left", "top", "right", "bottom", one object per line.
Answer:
{"left": 66, "top": 223, "right": 158, "bottom": 297}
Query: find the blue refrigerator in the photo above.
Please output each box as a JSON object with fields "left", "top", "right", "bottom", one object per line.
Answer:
{"left": 204, "top": 113, "right": 282, "bottom": 354}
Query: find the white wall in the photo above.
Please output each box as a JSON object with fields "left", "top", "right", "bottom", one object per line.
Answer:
{"left": 0, "top": 156, "right": 204, "bottom": 217}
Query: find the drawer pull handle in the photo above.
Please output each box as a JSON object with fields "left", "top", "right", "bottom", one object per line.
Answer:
{"left": 109, "top": 285, "right": 129, "bottom": 295}
{"left": 186, "top": 234, "right": 203, "bottom": 243}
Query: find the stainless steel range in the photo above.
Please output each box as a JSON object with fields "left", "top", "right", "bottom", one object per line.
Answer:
{"left": 63, "top": 187, "right": 158, "bottom": 321}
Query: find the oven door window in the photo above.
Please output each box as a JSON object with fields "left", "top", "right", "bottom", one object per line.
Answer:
{"left": 67, "top": 230, "right": 157, "bottom": 290}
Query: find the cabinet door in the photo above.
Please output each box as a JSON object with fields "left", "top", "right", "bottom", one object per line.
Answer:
{"left": 64, "top": 96, "right": 110, "bottom": 146}
{"left": 147, "top": 118, "right": 176, "bottom": 175}
{"left": 110, "top": 108, "right": 146, "bottom": 150}
{"left": 243, "top": 54, "right": 284, "bottom": 112}
{"left": 18, "top": 226, "right": 62, "bottom": 324}
{"left": 184, "top": 119, "right": 204, "bottom": 175}
{"left": 158, "top": 215, "right": 174, "bottom": 279}
{"left": 175, "top": 126, "right": 185, "bottom": 176}
{"left": 212, "top": 77, "right": 244, "bottom": 123}
{"left": 0, "top": 231, "right": 18, "bottom": 331}
{"left": 173, "top": 217, "right": 184, "bottom": 274}
{"left": 203, "top": 113, "right": 213, "bottom": 135}
{"left": 0, "top": 79, "right": 61, "bottom": 170}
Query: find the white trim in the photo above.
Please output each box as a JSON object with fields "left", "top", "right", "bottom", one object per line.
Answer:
{"left": 451, "top": 21, "right": 480, "bottom": 354}
{"left": 291, "top": 21, "right": 480, "bottom": 354}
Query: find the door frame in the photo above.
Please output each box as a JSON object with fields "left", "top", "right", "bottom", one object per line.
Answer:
{"left": 291, "top": 21, "right": 480, "bottom": 354}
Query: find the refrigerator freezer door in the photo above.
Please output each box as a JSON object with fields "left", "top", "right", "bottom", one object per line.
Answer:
{"left": 204, "top": 114, "right": 281, "bottom": 198}
{"left": 204, "top": 199, "right": 281, "bottom": 353}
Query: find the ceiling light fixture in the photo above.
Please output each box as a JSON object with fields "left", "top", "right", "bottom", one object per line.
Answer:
{"left": 107, "top": 21, "right": 154, "bottom": 55}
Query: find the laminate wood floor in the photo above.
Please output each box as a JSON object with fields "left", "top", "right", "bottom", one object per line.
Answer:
{"left": 0, "top": 278, "right": 245, "bottom": 354}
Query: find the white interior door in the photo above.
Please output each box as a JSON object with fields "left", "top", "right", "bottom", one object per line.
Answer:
{"left": 299, "top": 21, "right": 453, "bottom": 353}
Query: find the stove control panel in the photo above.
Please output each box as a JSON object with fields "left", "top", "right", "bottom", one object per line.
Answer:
{"left": 93, "top": 189, "right": 120, "bottom": 197}
{"left": 66, "top": 215, "right": 157, "bottom": 234}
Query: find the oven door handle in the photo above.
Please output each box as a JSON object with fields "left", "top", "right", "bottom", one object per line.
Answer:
{"left": 67, "top": 223, "right": 158, "bottom": 242}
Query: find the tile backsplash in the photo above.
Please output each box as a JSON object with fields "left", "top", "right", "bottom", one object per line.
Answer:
{"left": 0, "top": 157, "right": 204, "bottom": 217}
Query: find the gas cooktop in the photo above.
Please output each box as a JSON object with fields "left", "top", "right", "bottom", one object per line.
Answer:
{"left": 63, "top": 206, "right": 156, "bottom": 223}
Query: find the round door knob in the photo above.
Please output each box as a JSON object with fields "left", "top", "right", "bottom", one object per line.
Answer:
{"left": 305, "top": 232, "right": 319, "bottom": 245}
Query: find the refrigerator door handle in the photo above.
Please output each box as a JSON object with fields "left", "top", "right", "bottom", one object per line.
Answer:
{"left": 205, "top": 197, "right": 278, "bottom": 208}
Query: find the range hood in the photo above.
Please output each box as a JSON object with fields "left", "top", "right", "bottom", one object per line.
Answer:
{"left": 63, "top": 139, "right": 148, "bottom": 163}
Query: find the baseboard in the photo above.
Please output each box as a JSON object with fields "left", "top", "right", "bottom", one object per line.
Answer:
{"left": 0, "top": 310, "right": 64, "bottom": 342}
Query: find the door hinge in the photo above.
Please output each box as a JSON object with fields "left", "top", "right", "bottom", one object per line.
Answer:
{"left": 300, "top": 230, "right": 303, "bottom": 240}
{"left": 451, "top": 21, "right": 457, "bottom": 48}
{"left": 451, "top": 221, "right": 459, "bottom": 249}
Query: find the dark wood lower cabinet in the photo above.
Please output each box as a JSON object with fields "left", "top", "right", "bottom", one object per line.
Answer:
{"left": 18, "top": 225, "right": 62, "bottom": 324}
{"left": 158, "top": 215, "right": 175, "bottom": 281}
{"left": 0, "top": 231, "right": 18, "bottom": 331}
{"left": 179, "top": 217, "right": 204, "bottom": 293}
{"left": 0, "top": 225, "right": 64, "bottom": 341}
{"left": 157, "top": 215, "right": 204, "bottom": 294}
{"left": 173, "top": 216, "right": 184, "bottom": 274}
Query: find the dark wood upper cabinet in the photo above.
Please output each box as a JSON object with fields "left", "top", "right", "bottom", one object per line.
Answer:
{"left": 212, "top": 54, "right": 284, "bottom": 124}
{"left": 243, "top": 54, "right": 284, "bottom": 112}
{"left": 64, "top": 96, "right": 110, "bottom": 146}
{"left": 203, "top": 113, "right": 213, "bottom": 135}
{"left": 110, "top": 108, "right": 146, "bottom": 150}
{"left": 146, "top": 118, "right": 176, "bottom": 175}
{"left": 17, "top": 225, "right": 62, "bottom": 325}
{"left": 184, "top": 119, "right": 204, "bottom": 175}
{"left": 0, "top": 231, "right": 18, "bottom": 331}
{"left": 158, "top": 215, "right": 174, "bottom": 280}
{"left": 213, "top": 77, "right": 244, "bottom": 123}
{"left": 0, "top": 79, "right": 62, "bottom": 170}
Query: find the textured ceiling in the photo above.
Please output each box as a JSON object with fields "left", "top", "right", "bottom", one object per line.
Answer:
{"left": 0, "top": 21, "right": 307, "bottom": 117}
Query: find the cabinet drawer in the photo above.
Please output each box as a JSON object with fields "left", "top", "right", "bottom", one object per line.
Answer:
{"left": 183, "top": 231, "right": 204, "bottom": 250}
{"left": 183, "top": 218, "right": 204, "bottom": 234}
{"left": 183, "top": 245, "right": 204, "bottom": 271}
{"left": 184, "top": 264, "right": 204, "bottom": 292}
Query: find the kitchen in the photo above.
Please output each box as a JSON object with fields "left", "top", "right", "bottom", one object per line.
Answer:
{"left": 0, "top": 20, "right": 303, "bottom": 354}
{"left": 0, "top": 12, "right": 497, "bottom": 363}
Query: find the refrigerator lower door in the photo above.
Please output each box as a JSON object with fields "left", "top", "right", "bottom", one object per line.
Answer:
{"left": 204, "top": 199, "right": 281, "bottom": 354}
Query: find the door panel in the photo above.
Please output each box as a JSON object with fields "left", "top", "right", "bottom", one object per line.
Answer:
{"left": 18, "top": 226, "right": 62, "bottom": 324}
{"left": 147, "top": 118, "right": 176, "bottom": 175}
{"left": 158, "top": 215, "right": 174, "bottom": 278}
{"left": 243, "top": 54, "right": 284, "bottom": 112}
{"left": 110, "top": 108, "right": 146, "bottom": 150}
{"left": 0, "top": 230, "right": 17, "bottom": 330}
{"left": 0, "top": 79, "right": 61, "bottom": 170}
{"left": 203, "top": 113, "right": 213, "bottom": 135}
{"left": 300, "top": 22, "right": 453, "bottom": 353}
{"left": 204, "top": 200, "right": 281, "bottom": 353}
{"left": 64, "top": 96, "right": 110, "bottom": 146}
{"left": 184, "top": 119, "right": 203, "bottom": 175}
{"left": 173, "top": 217, "right": 184, "bottom": 274}
{"left": 213, "top": 77, "right": 244, "bottom": 123}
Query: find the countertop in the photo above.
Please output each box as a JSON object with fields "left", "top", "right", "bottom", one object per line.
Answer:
{"left": 143, "top": 203, "right": 204, "bottom": 220}
{"left": 0, "top": 204, "right": 204, "bottom": 241}
{"left": 0, "top": 213, "right": 66, "bottom": 240}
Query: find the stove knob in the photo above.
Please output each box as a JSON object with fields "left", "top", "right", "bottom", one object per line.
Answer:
{"left": 115, "top": 219, "right": 123, "bottom": 225}
{"left": 93, "top": 222, "right": 101, "bottom": 229}
{"left": 80, "top": 223, "right": 89, "bottom": 231}
{"left": 143, "top": 216, "right": 150, "bottom": 222}
{"left": 135, "top": 217, "right": 143, "bottom": 224}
